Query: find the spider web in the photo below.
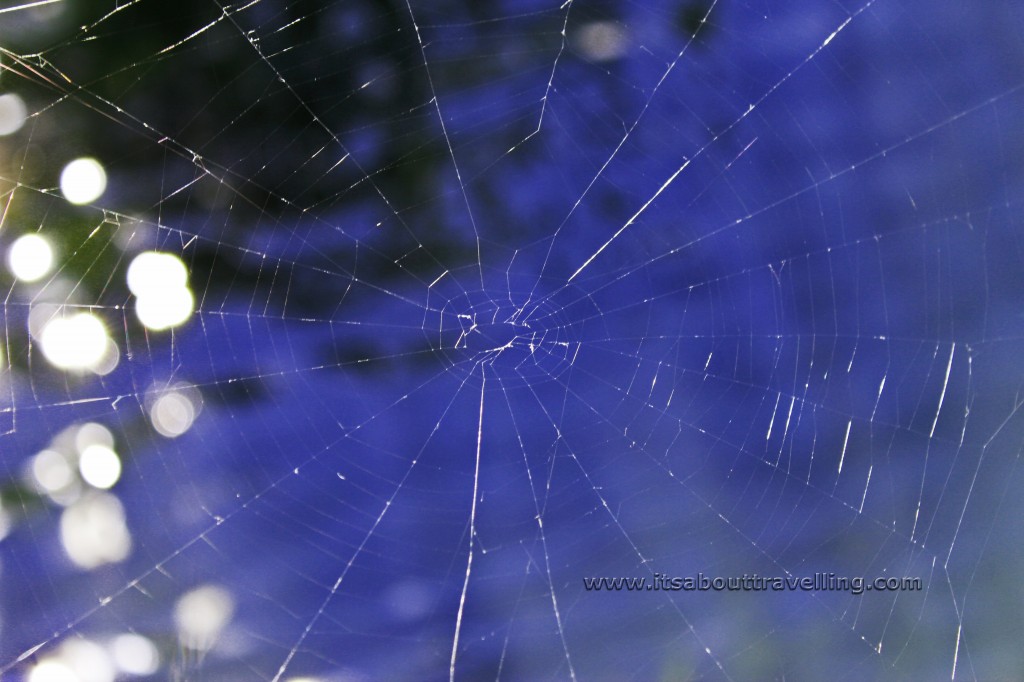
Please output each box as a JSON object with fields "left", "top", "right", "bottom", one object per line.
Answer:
{"left": 1, "top": 0, "right": 1023, "bottom": 679}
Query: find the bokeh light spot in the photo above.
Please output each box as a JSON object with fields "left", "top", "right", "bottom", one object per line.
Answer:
{"left": 78, "top": 444, "right": 121, "bottom": 489}
{"left": 126, "top": 251, "right": 188, "bottom": 297}
{"left": 174, "top": 584, "right": 235, "bottom": 651}
{"left": 109, "top": 634, "right": 160, "bottom": 676}
{"left": 59, "top": 158, "right": 107, "bottom": 205}
{"left": 27, "top": 660, "right": 78, "bottom": 682}
{"left": 134, "top": 285, "right": 194, "bottom": 330}
{"left": 39, "top": 312, "right": 111, "bottom": 371}
{"left": 0, "top": 92, "right": 27, "bottom": 136}
{"left": 59, "top": 493, "right": 132, "bottom": 569}
{"left": 6, "top": 233, "right": 54, "bottom": 282}
{"left": 150, "top": 389, "right": 199, "bottom": 438}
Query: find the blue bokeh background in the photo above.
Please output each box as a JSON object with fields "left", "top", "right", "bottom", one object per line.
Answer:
{"left": 1, "top": 0, "right": 1024, "bottom": 680}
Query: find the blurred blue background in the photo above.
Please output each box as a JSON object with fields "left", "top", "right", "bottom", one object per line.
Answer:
{"left": 0, "top": 0, "right": 1023, "bottom": 680}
